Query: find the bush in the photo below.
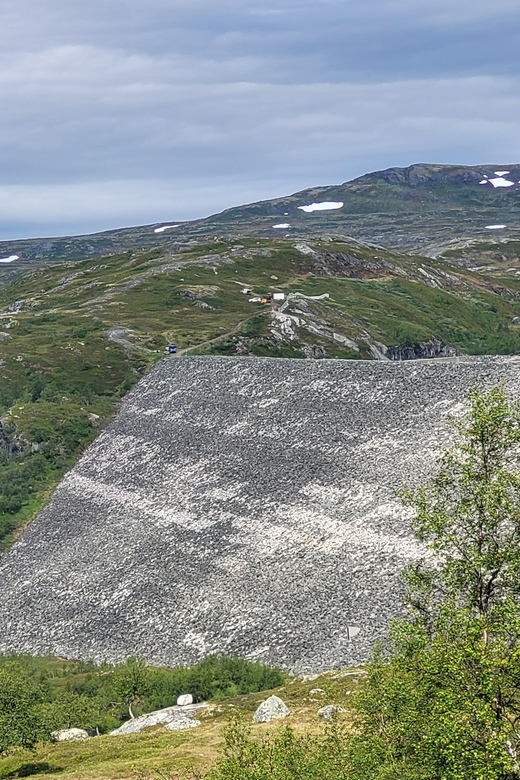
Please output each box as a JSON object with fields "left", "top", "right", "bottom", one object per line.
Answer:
{"left": 207, "top": 716, "right": 350, "bottom": 780}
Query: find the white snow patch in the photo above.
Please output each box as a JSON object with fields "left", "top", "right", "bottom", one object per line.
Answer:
{"left": 154, "top": 225, "right": 180, "bottom": 233}
{"left": 494, "top": 171, "right": 510, "bottom": 176}
{"left": 488, "top": 177, "right": 515, "bottom": 188}
{"left": 273, "top": 223, "right": 290, "bottom": 229}
{"left": 298, "top": 201, "right": 344, "bottom": 213}
{"left": 0, "top": 255, "right": 19, "bottom": 263}
{"left": 485, "top": 225, "right": 507, "bottom": 229}
{"left": 479, "top": 180, "right": 488, "bottom": 185}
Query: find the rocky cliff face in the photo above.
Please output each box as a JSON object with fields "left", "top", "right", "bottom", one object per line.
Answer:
{"left": 384, "top": 338, "right": 459, "bottom": 361}
{"left": 0, "top": 356, "right": 519, "bottom": 672}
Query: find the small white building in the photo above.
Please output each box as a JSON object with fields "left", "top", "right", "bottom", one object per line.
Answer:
{"left": 273, "top": 293, "right": 285, "bottom": 301}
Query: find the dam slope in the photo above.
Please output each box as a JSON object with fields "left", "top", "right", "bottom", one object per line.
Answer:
{"left": 0, "top": 356, "right": 519, "bottom": 672}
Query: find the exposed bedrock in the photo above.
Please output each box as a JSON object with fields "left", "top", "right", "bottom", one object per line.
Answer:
{"left": 0, "top": 356, "right": 519, "bottom": 672}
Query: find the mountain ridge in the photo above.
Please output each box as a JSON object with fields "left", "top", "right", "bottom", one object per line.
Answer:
{"left": 2, "top": 162, "right": 520, "bottom": 284}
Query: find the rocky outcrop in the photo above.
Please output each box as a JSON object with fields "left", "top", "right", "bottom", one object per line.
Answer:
{"left": 109, "top": 704, "right": 207, "bottom": 735}
{"left": 253, "top": 696, "right": 290, "bottom": 723}
{"left": 165, "top": 717, "right": 201, "bottom": 731}
{"left": 385, "top": 338, "right": 458, "bottom": 361}
{"left": 318, "top": 705, "right": 346, "bottom": 719}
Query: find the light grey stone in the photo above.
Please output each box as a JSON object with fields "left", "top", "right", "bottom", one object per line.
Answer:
{"left": 165, "top": 717, "right": 201, "bottom": 731}
{"left": 253, "top": 695, "right": 290, "bottom": 723}
{"left": 109, "top": 704, "right": 206, "bottom": 735}
{"left": 51, "top": 728, "right": 90, "bottom": 742}
{"left": 318, "top": 705, "right": 346, "bottom": 720}
{"left": 177, "top": 694, "right": 193, "bottom": 706}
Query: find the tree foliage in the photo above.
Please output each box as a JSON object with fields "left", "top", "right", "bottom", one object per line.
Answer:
{"left": 348, "top": 387, "right": 520, "bottom": 780}
{"left": 0, "top": 664, "right": 50, "bottom": 755}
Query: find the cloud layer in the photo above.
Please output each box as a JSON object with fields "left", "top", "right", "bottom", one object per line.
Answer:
{"left": 0, "top": 0, "right": 520, "bottom": 238}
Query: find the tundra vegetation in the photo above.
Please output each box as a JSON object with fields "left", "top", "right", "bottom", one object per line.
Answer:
{"left": 0, "top": 654, "right": 285, "bottom": 754}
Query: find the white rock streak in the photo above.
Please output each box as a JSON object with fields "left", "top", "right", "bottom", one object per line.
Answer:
{"left": 0, "top": 255, "right": 19, "bottom": 263}
{"left": 273, "top": 223, "right": 291, "bottom": 229}
{"left": 298, "top": 202, "right": 344, "bottom": 213}
{"left": 485, "top": 225, "right": 507, "bottom": 229}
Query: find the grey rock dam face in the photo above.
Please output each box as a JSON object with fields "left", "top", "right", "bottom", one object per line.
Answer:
{"left": 1, "top": 356, "right": 520, "bottom": 672}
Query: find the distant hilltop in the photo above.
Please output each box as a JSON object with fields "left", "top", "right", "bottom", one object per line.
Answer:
{"left": 2, "top": 162, "right": 520, "bottom": 284}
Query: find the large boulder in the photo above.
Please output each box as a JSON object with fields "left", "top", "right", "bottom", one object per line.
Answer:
{"left": 51, "top": 728, "right": 90, "bottom": 742}
{"left": 109, "top": 704, "right": 207, "bottom": 735}
{"left": 165, "top": 717, "right": 201, "bottom": 731}
{"left": 253, "top": 695, "right": 290, "bottom": 723}
{"left": 177, "top": 694, "right": 193, "bottom": 706}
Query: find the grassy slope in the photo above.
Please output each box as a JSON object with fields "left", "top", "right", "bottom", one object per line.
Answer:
{"left": 1, "top": 236, "right": 520, "bottom": 547}
{"left": 0, "top": 670, "right": 360, "bottom": 780}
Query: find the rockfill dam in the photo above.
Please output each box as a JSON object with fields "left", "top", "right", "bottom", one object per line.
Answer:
{"left": 0, "top": 356, "right": 519, "bottom": 672}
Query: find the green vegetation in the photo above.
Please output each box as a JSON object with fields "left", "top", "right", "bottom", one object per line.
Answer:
{"left": 207, "top": 716, "right": 349, "bottom": 780}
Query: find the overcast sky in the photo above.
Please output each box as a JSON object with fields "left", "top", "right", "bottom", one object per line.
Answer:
{"left": 1, "top": 0, "right": 520, "bottom": 239}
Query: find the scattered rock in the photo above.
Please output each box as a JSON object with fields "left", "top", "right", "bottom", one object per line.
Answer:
{"left": 333, "top": 332, "right": 359, "bottom": 350}
{"left": 318, "top": 705, "right": 346, "bottom": 720}
{"left": 51, "top": 728, "right": 90, "bottom": 742}
{"left": 177, "top": 694, "right": 193, "bottom": 706}
{"left": 165, "top": 717, "right": 200, "bottom": 731}
{"left": 253, "top": 695, "right": 290, "bottom": 723}
{"left": 309, "top": 688, "right": 325, "bottom": 694}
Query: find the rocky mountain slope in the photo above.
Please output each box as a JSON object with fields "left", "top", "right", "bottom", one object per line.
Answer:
{"left": 2, "top": 163, "right": 520, "bottom": 284}
{"left": 2, "top": 231, "right": 520, "bottom": 551}
{"left": 1, "top": 356, "right": 519, "bottom": 670}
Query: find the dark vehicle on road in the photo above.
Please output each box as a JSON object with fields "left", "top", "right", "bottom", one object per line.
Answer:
{"left": 168, "top": 344, "right": 177, "bottom": 354}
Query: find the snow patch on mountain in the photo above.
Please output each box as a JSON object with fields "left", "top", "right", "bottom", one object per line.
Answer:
{"left": 298, "top": 202, "right": 344, "bottom": 213}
